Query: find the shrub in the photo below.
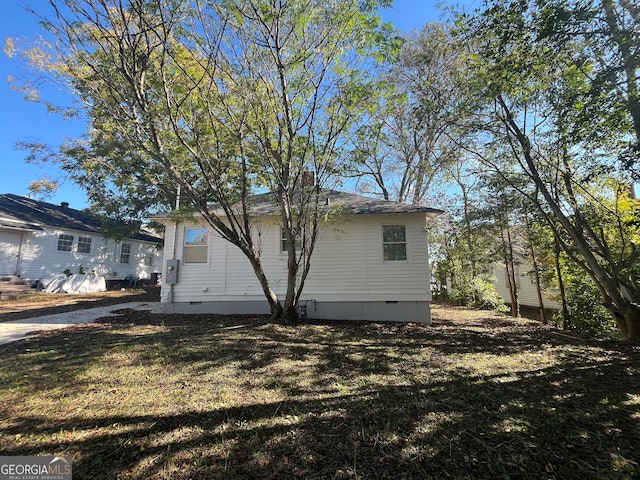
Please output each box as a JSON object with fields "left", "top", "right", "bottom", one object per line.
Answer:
{"left": 450, "top": 276, "right": 508, "bottom": 313}
{"left": 552, "top": 274, "right": 617, "bottom": 336}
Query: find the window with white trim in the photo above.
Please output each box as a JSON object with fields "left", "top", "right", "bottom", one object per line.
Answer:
{"left": 280, "top": 227, "right": 301, "bottom": 254}
{"left": 382, "top": 225, "right": 407, "bottom": 261}
{"left": 77, "top": 236, "right": 92, "bottom": 254}
{"left": 144, "top": 247, "right": 154, "bottom": 266}
{"left": 120, "top": 243, "right": 131, "bottom": 264}
{"left": 184, "top": 227, "right": 208, "bottom": 263}
{"left": 57, "top": 234, "right": 74, "bottom": 252}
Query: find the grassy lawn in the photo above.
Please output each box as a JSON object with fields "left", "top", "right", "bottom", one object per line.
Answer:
{"left": 1, "top": 304, "right": 639, "bottom": 479}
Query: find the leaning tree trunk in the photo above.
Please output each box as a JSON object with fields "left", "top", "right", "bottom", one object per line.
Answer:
{"left": 620, "top": 307, "right": 640, "bottom": 341}
{"left": 244, "top": 251, "right": 283, "bottom": 320}
{"left": 598, "top": 283, "right": 640, "bottom": 341}
{"left": 280, "top": 195, "right": 301, "bottom": 324}
{"left": 496, "top": 96, "right": 640, "bottom": 339}
{"left": 615, "top": 308, "right": 640, "bottom": 340}
{"left": 500, "top": 228, "right": 519, "bottom": 317}
{"left": 553, "top": 237, "right": 571, "bottom": 330}
{"left": 506, "top": 232, "right": 520, "bottom": 317}
{"left": 502, "top": 251, "right": 518, "bottom": 316}
{"left": 282, "top": 246, "right": 300, "bottom": 324}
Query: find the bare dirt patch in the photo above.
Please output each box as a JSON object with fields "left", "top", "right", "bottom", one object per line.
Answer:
{"left": 0, "top": 286, "right": 160, "bottom": 322}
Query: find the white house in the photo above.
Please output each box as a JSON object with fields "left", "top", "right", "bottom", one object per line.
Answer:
{"left": 492, "top": 254, "right": 561, "bottom": 310}
{"left": 0, "top": 194, "right": 163, "bottom": 285}
{"left": 155, "top": 190, "right": 443, "bottom": 323}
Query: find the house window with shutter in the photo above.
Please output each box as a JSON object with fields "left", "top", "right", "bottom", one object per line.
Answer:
{"left": 382, "top": 225, "right": 407, "bottom": 261}
{"left": 184, "top": 227, "right": 208, "bottom": 263}
{"left": 57, "top": 234, "right": 74, "bottom": 252}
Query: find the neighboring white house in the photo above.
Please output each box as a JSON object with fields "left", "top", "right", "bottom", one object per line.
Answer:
{"left": 154, "top": 190, "right": 443, "bottom": 323}
{"left": 492, "top": 254, "right": 561, "bottom": 310}
{"left": 0, "top": 194, "right": 163, "bottom": 284}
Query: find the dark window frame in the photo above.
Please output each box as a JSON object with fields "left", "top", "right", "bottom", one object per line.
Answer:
{"left": 382, "top": 225, "right": 407, "bottom": 261}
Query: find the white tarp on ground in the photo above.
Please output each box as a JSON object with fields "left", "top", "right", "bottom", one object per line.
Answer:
{"left": 41, "top": 274, "right": 107, "bottom": 294}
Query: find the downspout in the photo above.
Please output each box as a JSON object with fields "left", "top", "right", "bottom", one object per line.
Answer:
{"left": 15, "top": 232, "right": 25, "bottom": 277}
{"left": 168, "top": 185, "right": 181, "bottom": 304}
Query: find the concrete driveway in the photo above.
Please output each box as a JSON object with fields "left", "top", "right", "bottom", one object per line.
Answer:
{"left": 0, "top": 302, "right": 164, "bottom": 346}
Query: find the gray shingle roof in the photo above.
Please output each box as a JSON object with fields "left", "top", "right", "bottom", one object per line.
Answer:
{"left": 0, "top": 194, "right": 162, "bottom": 243}
{"left": 154, "top": 189, "right": 443, "bottom": 219}
{"left": 246, "top": 190, "right": 443, "bottom": 217}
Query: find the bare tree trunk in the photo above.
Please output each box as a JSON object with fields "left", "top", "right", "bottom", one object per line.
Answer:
{"left": 246, "top": 251, "right": 283, "bottom": 319}
{"left": 617, "top": 308, "right": 640, "bottom": 340}
{"left": 496, "top": 96, "right": 640, "bottom": 339}
{"left": 282, "top": 234, "right": 300, "bottom": 323}
{"left": 601, "top": 287, "right": 640, "bottom": 341}
{"left": 524, "top": 215, "right": 547, "bottom": 323}
{"left": 530, "top": 244, "right": 547, "bottom": 324}
{"left": 553, "top": 239, "right": 571, "bottom": 330}
{"left": 501, "top": 230, "right": 518, "bottom": 317}
{"left": 506, "top": 230, "right": 520, "bottom": 317}
{"left": 462, "top": 186, "right": 477, "bottom": 279}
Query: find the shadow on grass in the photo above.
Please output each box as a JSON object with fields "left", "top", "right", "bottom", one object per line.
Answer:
{"left": 0, "top": 308, "right": 639, "bottom": 479}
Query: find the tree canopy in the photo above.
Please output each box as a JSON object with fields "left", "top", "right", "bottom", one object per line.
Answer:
{"left": 8, "top": 0, "right": 394, "bottom": 322}
{"left": 7, "top": 0, "right": 640, "bottom": 338}
{"left": 454, "top": 0, "right": 640, "bottom": 339}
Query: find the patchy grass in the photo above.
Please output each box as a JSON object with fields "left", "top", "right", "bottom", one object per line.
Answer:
{"left": 0, "top": 304, "right": 639, "bottom": 479}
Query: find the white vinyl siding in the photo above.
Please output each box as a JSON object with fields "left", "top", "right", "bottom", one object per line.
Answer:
{"left": 161, "top": 224, "right": 223, "bottom": 298}
{"left": 7, "top": 227, "right": 161, "bottom": 282}
{"left": 0, "top": 230, "right": 22, "bottom": 275}
{"left": 493, "top": 258, "right": 561, "bottom": 310}
{"left": 161, "top": 214, "right": 432, "bottom": 304}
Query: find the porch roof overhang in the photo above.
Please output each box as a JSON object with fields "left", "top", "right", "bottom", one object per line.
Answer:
{"left": 0, "top": 220, "right": 44, "bottom": 232}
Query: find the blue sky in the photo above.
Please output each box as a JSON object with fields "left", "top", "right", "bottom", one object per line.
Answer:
{"left": 0, "top": 0, "right": 469, "bottom": 210}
